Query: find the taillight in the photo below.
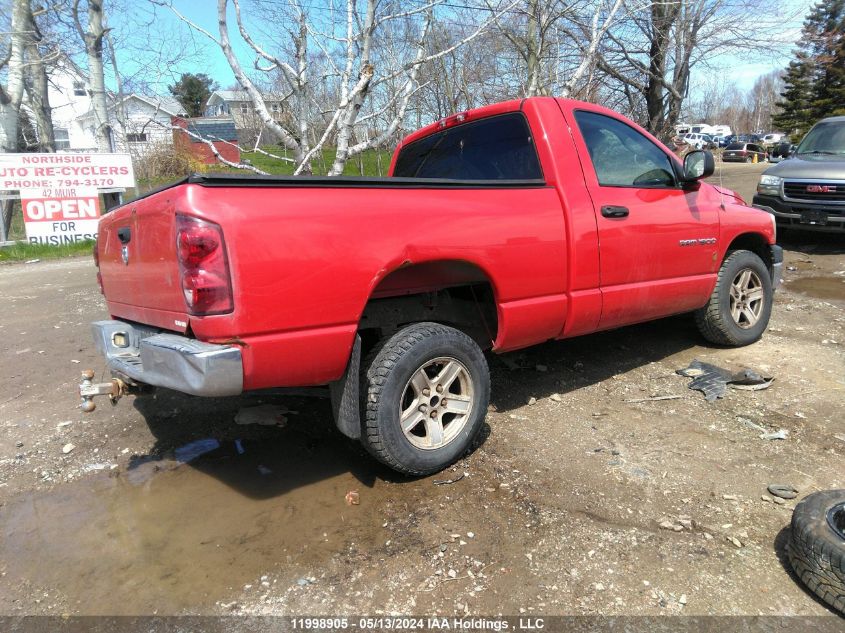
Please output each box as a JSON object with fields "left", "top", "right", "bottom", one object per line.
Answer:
{"left": 175, "top": 215, "right": 233, "bottom": 315}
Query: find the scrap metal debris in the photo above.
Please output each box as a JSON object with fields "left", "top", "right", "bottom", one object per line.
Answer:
{"left": 433, "top": 473, "right": 466, "bottom": 486}
{"left": 345, "top": 490, "right": 360, "bottom": 505}
{"left": 759, "top": 429, "right": 789, "bottom": 441}
{"left": 767, "top": 484, "right": 798, "bottom": 500}
{"left": 676, "top": 360, "right": 773, "bottom": 401}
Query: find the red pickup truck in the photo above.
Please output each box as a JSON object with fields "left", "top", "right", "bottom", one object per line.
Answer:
{"left": 84, "top": 97, "right": 781, "bottom": 475}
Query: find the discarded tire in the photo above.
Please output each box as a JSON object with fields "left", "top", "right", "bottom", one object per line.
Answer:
{"left": 787, "top": 489, "right": 845, "bottom": 614}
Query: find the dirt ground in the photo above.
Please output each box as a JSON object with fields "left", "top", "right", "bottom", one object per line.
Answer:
{"left": 0, "top": 162, "right": 843, "bottom": 619}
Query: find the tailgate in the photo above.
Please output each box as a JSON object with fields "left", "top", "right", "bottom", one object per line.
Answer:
{"left": 98, "top": 192, "right": 189, "bottom": 332}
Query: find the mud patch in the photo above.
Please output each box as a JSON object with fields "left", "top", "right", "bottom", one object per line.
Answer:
{"left": 786, "top": 276, "right": 845, "bottom": 302}
{"left": 0, "top": 434, "right": 408, "bottom": 614}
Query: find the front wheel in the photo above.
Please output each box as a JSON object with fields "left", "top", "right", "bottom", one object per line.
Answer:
{"left": 361, "top": 323, "right": 490, "bottom": 476}
{"left": 695, "top": 249, "right": 773, "bottom": 346}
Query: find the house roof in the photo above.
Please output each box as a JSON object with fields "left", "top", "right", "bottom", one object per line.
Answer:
{"left": 77, "top": 93, "right": 187, "bottom": 120}
{"left": 208, "top": 90, "right": 287, "bottom": 103}
{"left": 185, "top": 117, "right": 238, "bottom": 141}
{"left": 127, "top": 95, "right": 186, "bottom": 116}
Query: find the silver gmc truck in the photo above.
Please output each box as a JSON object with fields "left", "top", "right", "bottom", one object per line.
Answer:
{"left": 753, "top": 115, "right": 845, "bottom": 233}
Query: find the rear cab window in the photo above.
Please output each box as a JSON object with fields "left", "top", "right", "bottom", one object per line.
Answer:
{"left": 393, "top": 112, "right": 543, "bottom": 181}
{"left": 573, "top": 110, "right": 677, "bottom": 188}
{"left": 726, "top": 143, "right": 744, "bottom": 150}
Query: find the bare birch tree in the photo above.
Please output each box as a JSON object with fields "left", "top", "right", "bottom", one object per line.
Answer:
{"left": 595, "top": 0, "right": 800, "bottom": 137}
{"left": 160, "top": 0, "right": 516, "bottom": 176}
{"left": 21, "top": 2, "right": 59, "bottom": 151}
{"left": 0, "top": 0, "right": 29, "bottom": 242}
{"left": 73, "top": 0, "right": 111, "bottom": 151}
{"left": 0, "top": 0, "right": 27, "bottom": 154}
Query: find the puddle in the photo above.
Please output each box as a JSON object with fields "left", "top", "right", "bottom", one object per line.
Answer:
{"left": 786, "top": 276, "right": 845, "bottom": 302}
{"left": 0, "top": 432, "right": 407, "bottom": 614}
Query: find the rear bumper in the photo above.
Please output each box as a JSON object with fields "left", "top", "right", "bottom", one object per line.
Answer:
{"left": 91, "top": 320, "right": 243, "bottom": 397}
{"left": 753, "top": 195, "right": 845, "bottom": 233}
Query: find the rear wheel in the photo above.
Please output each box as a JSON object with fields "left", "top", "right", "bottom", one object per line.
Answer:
{"left": 695, "top": 250, "right": 773, "bottom": 346}
{"left": 361, "top": 323, "right": 489, "bottom": 476}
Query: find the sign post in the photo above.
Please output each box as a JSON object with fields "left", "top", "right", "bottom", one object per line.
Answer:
{"left": 0, "top": 153, "right": 136, "bottom": 245}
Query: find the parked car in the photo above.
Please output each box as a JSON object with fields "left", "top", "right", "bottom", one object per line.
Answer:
{"left": 82, "top": 97, "right": 780, "bottom": 475}
{"left": 723, "top": 142, "right": 768, "bottom": 163}
{"left": 753, "top": 115, "right": 845, "bottom": 233}
{"left": 683, "top": 132, "right": 712, "bottom": 150}
{"left": 768, "top": 142, "right": 794, "bottom": 163}
{"left": 762, "top": 133, "right": 785, "bottom": 145}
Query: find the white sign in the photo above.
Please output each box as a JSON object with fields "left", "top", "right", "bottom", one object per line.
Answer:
{"left": 20, "top": 187, "right": 101, "bottom": 244}
{"left": 0, "top": 152, "right": 135, "bottom": 191}
{"left": 0, "top": 153, "right": 136, "bottom": 244}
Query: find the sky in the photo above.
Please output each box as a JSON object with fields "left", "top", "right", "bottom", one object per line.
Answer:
{"left": 105, "top": 0, "right": 818, "bottom": 99}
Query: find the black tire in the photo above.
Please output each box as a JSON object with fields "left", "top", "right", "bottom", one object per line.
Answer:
{"left": 361, "top": 322, "right": 490, "bottom": 476}
{"left": 787, "top": 490, "right": 845, "bottom": 614}
{"left": 695, "top": 249, "right": 773, "bottom": 346}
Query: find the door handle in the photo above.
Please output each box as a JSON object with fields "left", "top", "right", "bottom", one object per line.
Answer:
{"left": 117, "top": 227, "right": 131, "bottom": 244}
{"left": 601, "top": 205, "right": 629, "bottom": 218}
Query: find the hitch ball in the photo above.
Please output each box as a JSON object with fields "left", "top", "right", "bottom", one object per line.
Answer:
{"left": 78, "top": 370, "right": 126, "bottom": 412}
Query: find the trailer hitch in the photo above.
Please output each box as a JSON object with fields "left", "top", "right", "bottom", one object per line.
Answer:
{"left": 78, "top": 369, "right": 128, "bottom": 412}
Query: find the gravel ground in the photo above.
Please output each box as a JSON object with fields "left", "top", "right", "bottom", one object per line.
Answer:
{"left": 0, "top": 162, "right": 843, "bottom": 618}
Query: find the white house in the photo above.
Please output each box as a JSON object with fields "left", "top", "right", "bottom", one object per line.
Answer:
{"left": 34, "top": 55, "right": 94, "bottom": 151}
{"left": 22, "top": 55, "right": 186, "bottom": 156}
{"left": 77, "top": 94, "right": 186, "bottom": 156}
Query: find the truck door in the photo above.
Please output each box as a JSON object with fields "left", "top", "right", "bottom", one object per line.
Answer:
{"left": 568, "top": 109, "right": 720, "bottom": 329}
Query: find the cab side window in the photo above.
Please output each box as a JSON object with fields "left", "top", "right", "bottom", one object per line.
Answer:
{"left": 574, "top": 110, "right": 676, "bottom": 188}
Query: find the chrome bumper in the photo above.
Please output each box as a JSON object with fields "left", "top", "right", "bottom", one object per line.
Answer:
{"left": 91, "top": 320, "right": 243, "bottom": 397}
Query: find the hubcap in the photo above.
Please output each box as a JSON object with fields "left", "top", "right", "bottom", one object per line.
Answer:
{"left": 729, "top": 268, "right": 764, "bottom": 329}
{"left": 399, "top": 357, "right": 474, "bottom": 450}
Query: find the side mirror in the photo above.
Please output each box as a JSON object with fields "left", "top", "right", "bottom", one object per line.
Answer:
{"left": 682, "top": 150, "right": 715, "bottom": 182}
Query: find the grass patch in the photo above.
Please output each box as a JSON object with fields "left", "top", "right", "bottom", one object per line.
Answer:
{"left": 0, "top": 240, "right": 95, "bottom": 263}
{"left": 239, "top": 146, "right": 394, "bottom": 177}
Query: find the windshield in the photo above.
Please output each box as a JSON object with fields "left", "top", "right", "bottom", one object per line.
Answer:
{"left": 797, "top": 121, "right": 845, "bottom": 155}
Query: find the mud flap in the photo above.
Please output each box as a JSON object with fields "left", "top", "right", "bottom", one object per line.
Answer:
{"left": 329, "top": 334, "right": 362, "bottom": 439}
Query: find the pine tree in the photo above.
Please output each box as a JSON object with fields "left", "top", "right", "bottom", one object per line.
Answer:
{"left": 811, "top": 0, "right": 845, "bottom": 119}
{"left": 773, "top": 55, "right": 814, "bottom": 136}
{"left": 775, "top": 0, "right": 845, "bottom": 136}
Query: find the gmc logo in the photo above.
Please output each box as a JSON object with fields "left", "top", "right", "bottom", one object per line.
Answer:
{"left": 806, "top": 185, "right": 835, "bottom": 193}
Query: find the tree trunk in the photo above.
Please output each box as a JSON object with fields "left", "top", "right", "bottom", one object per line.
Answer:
{"left": 644, "top": 2, "right": 678, "bottom": 135}
{"left": 76, "top": 0, "right": 112, "bottom": 152}
{"left": 0, "top": 0, "right": 29, "bottom": 242}
{"left": 0, "top": 0, "right": 28, "bottom": 154}
{"left": 294, "top": 16, "right": 311, "bottom": 175}
{"left": 525, "top": 0, "right": 540, "bottom": 96}
{"left": 23, "top": 3, "right": 55, "bottom": 152}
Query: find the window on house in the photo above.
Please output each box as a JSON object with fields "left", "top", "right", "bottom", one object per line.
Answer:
{"left": 73, "top": 81, "right": 86, "bottom": 96}
{"left": 55, "top": 128, "right": 70, "bottom": 150}
{"left": 240, "top": 103, "right": 248, "bottom": 113}
{"left": 271, "top": 103, "right": 279, "bottom": 112}
{"left": 126, "top": 133, "right": 148, "bottom": 143}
